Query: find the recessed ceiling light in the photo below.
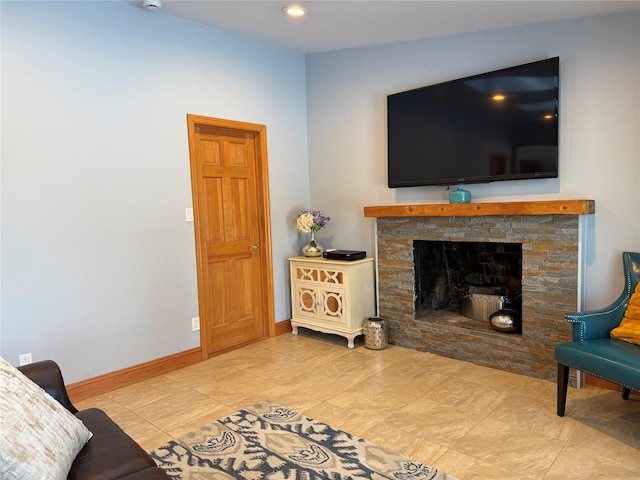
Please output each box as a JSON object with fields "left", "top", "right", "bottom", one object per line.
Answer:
{"left": 142, "top": 0, "right": 161, "bottom": 10}
{"left": 492, "top": 94, "right": 506, "bottom": 101}
{"left": 282, "top": 6, "right": 307, "bottom": 17}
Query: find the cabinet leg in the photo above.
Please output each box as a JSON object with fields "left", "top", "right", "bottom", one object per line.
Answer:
{"left": 292, "top": 325, "right": 299, "bottom": 336}
{"left": 347, "top": 336, "right": 355, "bottom": 349}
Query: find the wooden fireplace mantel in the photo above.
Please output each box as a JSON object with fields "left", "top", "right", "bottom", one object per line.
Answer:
{"left": 363, "top": 199, "right": 595, "bottom": 218}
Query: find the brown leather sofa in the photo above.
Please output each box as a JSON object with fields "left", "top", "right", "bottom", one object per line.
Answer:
{"left": 18, "top": 360, "right": 170, "bottom": 480}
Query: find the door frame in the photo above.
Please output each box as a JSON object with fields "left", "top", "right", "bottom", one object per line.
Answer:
{"left": 186, "top": 114, "right": 276, "bottom": 359}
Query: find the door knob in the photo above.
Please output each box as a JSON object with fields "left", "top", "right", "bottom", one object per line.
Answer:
{"left": 250, "top": 244, "right": 259, "bottom": 251}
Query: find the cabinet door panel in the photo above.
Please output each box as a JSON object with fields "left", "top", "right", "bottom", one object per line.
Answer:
{"left": 318, "top": 288, "right": 346, "bottom": 325}
{"left": 294, "top": 286, "right": 318, "bottom": 317}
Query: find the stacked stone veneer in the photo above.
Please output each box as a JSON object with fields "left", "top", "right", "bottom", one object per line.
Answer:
{"left": 377, "top": 214, "right": 580, "bottom": 382}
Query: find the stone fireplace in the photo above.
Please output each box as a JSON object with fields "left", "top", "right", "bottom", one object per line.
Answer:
{"left": 364, "top": 200, "right": 594, "bottom": 383}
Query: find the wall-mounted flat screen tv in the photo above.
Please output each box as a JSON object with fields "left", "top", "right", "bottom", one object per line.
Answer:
{"left": 387, "top": 57, "right": 559, "bottom": 188}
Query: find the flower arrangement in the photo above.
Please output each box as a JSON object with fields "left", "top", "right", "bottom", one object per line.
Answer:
{"left": 296, "top": 209, "right": 330, "bottom": 234}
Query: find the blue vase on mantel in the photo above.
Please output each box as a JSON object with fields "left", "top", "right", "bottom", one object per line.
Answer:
{"left": 449, "top": 186, "right": 471, "bottom": 204}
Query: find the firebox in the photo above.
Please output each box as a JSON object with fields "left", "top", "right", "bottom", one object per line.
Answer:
{"left": 413, "top": 240, "right": 522, "bottom": 321}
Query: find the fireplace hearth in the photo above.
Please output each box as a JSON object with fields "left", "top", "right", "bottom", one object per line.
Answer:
{"left": 364, "top": 200, "right": 594, "bottom": 383}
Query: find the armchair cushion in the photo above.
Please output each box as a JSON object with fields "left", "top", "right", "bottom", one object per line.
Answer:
{"left": 0, "top": 356, "right": 92, "bottom": 480}
{"left": 610, "top": 283, "right": 640, "bottom": 345}
{"left": 555, "top": 338, "right": 640, "bottom": 391}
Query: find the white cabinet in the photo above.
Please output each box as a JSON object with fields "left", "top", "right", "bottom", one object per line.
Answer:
{"left": 288, "top": 256, "right": 375, "bottom": 349}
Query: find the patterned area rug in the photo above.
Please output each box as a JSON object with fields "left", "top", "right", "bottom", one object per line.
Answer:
{"left": 150, "top": 401, "right": 458, "bottom": 480}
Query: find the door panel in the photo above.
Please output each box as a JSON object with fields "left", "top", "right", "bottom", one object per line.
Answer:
{"left": 203, "top": 178, "right": 224, "bottom": 241}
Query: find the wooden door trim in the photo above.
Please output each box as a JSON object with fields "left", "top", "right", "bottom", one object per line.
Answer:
{"left": 186, "top": 114, "right": 276, "bottom": 360}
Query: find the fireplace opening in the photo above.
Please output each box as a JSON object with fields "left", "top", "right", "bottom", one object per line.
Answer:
{"left": 414, "top": 240, "right": 522, "bottom": 327}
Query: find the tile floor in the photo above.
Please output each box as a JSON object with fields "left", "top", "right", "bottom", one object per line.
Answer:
{"left": 75, "top": 329, "right": 640, "bottom": 479}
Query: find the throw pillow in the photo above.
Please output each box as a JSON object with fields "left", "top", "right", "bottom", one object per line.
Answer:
{"left": 0, "top": 356, "right": 92, "bottom": 480}
{"left": 610, "top": 283, "right": 640, "bottom": 345}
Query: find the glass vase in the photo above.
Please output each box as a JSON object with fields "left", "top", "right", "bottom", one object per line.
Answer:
{"left": 302, "top": 230, "right": 323, "bottom": 257}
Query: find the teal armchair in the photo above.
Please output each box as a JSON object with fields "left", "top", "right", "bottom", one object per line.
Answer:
{"left": 555, "top": 251, "right": 640, "bottom": 416}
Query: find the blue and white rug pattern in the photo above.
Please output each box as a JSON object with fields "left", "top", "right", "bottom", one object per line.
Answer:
{"left": 150, "top": 401, "right": 457, "bottom": 480}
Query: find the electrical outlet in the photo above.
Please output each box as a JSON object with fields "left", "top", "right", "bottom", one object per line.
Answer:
{"left": 19, "top": 353, "right": 32, "bottom": 366}
{"left": 191, "top": 317, "right": 200, "bottom": 331}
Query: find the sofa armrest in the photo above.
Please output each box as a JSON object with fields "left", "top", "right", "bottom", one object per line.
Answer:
{"left": 17, "top": 360, "right": 78, "bottom": 413}
{"left": 70, "top": 409, "right": 169, "bottom": 479}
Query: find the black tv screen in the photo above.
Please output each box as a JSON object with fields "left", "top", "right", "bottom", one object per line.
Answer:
{"left": 387, "top": 57, "right": 559, "bottom": 188}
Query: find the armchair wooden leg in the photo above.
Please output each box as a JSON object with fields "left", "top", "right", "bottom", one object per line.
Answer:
{"left": 623, "top": 388, "right": 631, "bottom": 400}
{"left": 557, "top": 363, "right": 570, "bottom": 417}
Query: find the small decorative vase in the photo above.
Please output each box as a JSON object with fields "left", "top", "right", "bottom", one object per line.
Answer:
{"left": 449, "top": 186, "right": 471, "bottom": 204}
{"left": 302, "top": 230, "right": 323, "bottom": 257}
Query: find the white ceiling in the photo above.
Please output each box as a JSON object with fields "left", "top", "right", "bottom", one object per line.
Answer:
{"left": 137, "top": 0, "right": 640, "bottom": 54}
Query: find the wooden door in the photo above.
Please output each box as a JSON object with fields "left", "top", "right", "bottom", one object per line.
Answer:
{"left": 186, "top": 115, "right": 275, "bottom": 358}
